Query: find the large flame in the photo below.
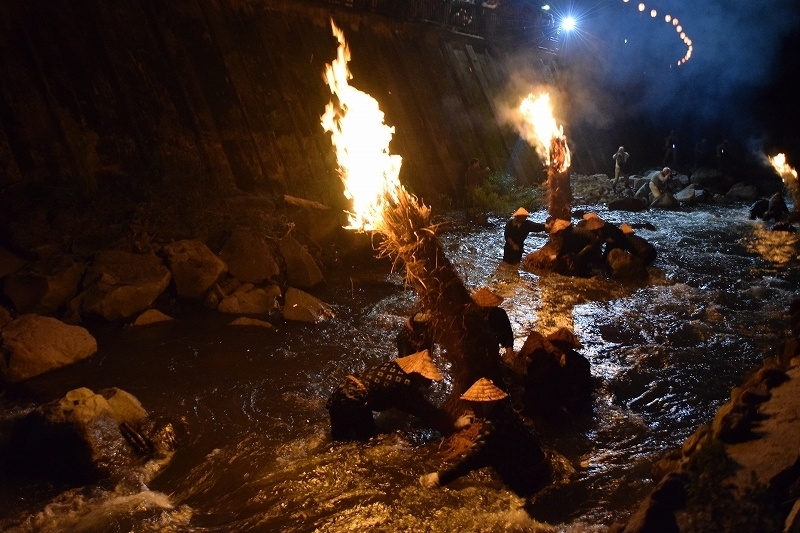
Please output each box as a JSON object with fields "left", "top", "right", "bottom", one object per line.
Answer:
{"left": 320, "top": 20, "right": 403, "bottom": 231}
{"left": 518, "top": 93, "right": 571, "bottom": 173}
{"left": 770, "top": 153, "right": 798, "bottom": 187}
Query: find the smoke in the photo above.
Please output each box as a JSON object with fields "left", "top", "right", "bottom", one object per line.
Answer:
{"left": 499, "top": 1, "right": 797, "bottom": 139}
{"left": 574, "top": 0, "right": 799, "bottom": 136}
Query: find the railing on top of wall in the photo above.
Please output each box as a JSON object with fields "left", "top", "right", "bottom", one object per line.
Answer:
{"left": 313, "top": 0, "right": 563, "bottom": 53}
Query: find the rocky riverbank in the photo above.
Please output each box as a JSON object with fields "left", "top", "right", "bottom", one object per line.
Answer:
{"left": 611, "top": 299, "right": 800, "bottom": 533}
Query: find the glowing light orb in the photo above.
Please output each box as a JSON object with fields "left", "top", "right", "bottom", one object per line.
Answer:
{"left": 560, "top": 16, "right": 576, "bottom": 31}
{"left": 665, "top": 14, "right": 671, "bottom": 22}
{"left": 638, "top": 3, "right": 645, "bottom": 12}
{"left": 650, "top": 9, "right": 657, "bottom": 17}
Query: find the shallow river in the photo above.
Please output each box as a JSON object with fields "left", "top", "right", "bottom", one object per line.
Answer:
{"left": 1, "top": 203, "right": 799, "bottom": 532}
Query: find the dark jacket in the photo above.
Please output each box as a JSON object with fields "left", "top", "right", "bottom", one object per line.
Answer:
{"left": 438, "top": 400, "right": 548, "bottom": 496}
{"left": 503, "top": 218, "right": 546, "bottom": 263}
{"left": 326, "top": 361, "right": 450, "bottom": 440}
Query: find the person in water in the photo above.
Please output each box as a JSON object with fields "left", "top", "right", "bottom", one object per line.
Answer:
{"left": 471, "top": 287, "right": 514, "bottom": 363}
{"left": 419, "top": 377, "right": 549, "bottom": 496}
{"left": 395, "top": 310, "right": 434, "bottom": 357}
{"left": 326, "top": 350, "right": 453, "bottom": 441}
{"left": 503, "top": 207, "right": 546, "bottom": 264}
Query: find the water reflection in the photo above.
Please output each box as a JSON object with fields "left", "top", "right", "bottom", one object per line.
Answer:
{"left": 1, "top": 206, "right": 798, "bottom": 532}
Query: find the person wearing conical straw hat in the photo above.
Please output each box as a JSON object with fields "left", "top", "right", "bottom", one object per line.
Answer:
{"left": 503, "top": 207, "right": 545, "bottom": 264}
{"left": 326, "top": 349, "right": 454, "bottom": 441}
{"left": 419, "top": 378, "right": 549, "bottom": 496}
{"left": 395, "top": 309, "right": 434, "bottom": 358}
{"left": 471, "top": 286, "right": 515, "bottom": 363}
{"left": 578, "top": 212, "right": 632, "bottom": 261}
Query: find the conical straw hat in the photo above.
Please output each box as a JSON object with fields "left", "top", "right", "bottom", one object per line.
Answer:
{"left": 472, "top": 286, "right": 504, "bottom": 307}
{"left": 546, "top": 327, "right": 583, "bottom": 349}
{"left": 582, "top": 216, "right": 605, "bottom": 231}
{"left": 549, "top": 219, "right": 571, "bottom": 234}
{"left": 512, "top": 207, "right": 530, "bottom": 217}
{"left": 620, "top": 223, "right": 634, "bottom": 235}
{"left": 395, "top": 349, "right": 443, "bottom": 381}
{"left": 460, "top": 378, "right": 508, "bottom": 402}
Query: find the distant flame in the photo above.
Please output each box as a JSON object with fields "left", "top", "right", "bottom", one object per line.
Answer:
{"left": 770, "top": 153, "right": 798, "bottom": 207}
{"left": 320, "top": 20, "right": 403, "bottom": 231}
{"left": 518, "top": 93, "right": 571, "bottom": 172}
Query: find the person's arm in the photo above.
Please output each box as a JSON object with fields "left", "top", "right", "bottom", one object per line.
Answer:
{"left": 397, "top": 387, "right": 454, "bottom": 434}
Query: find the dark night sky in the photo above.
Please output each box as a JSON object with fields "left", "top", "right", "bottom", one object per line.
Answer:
{"left": 536, "top": 0, "right": 800, "bottom": 165}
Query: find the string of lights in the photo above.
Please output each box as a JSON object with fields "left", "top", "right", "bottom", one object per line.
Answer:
{"left": 623, "top": 0, "right": 693, "bottom": 66}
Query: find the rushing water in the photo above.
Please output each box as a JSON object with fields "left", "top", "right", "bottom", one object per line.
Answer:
{"left": 1, "top": 203, "right": 799, "bottom": 532}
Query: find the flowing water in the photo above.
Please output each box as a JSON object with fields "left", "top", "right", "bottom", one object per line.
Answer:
{"left": 1, "top": 203, "right": 799, "bottom": 532}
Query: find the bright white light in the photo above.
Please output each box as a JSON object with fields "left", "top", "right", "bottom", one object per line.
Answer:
{"left": 638, "top": 3, "right": 645, "bottom": 12}
{"left": 561, "top": 16, "right": 576, "bottom": 31}
{"left": 665, "top": 14, "right": 671, "bottom": 22}
{"left": 541, "top": 4, "right": 550, "bottom": 10}
{"left": 650, "top": 9, "right": 657, "bottom": 17}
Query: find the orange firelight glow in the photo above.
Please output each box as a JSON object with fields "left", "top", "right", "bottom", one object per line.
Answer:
{"left": 518, "top": 93, "right": 571, "bottom": 173}
{"left": 770, "top": 153, "right": 798, "bottom": 196}
{"left": 320, "top": 20, "right": 403, "bottom": 231}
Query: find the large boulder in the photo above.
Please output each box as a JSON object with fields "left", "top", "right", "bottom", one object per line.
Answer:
{"left": 0, "top": 246, "right": 26, "bottom": 279}
{"left": 725, "top": 182, "right": 758, "bottom": 202}
{"left": 3, "top": 255, "right": 86, "bottom": 315}
{"left": 79, "top": 251, "right": 172, "bottom": 321}
{"left": 279, "top": 235, "right": 324, "bottom": 289}
{"left": 0, "top": 314, "right": 97, "bottom": 383}
{"left": 650, "top": 192, "right": 679, "bottom": 209}
{"left": 218, "top": 285, "right": 281, "bottom": 314}
{"left": 1, "top": 387, "right": 149, "bottom": 484}
{"left": 218, "top": 227, "right": 280, "bottom": 284}
{"left": 161, "top": 239, "right": 227, "bottom": 299}
{"left": 282, "top": 287, "right": 334, "bottom": 323}
{"left": 690, "top": 167, "right": 734, "bottom": 194}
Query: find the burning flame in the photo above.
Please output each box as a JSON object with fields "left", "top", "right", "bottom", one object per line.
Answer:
{"left": 518, "top": 93, "right": 571, "bottom": 172}
{"left": 320, "top": 20, "right": 403, "bottom": 231}
{"left": 770, "top": 153, "right": 798, "bottom": 205}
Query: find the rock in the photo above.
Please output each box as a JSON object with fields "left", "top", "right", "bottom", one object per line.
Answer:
{"left": 218, "top": 285, "right": 281, "bottom": 314}
{"left": 229, "top": 317, "right": 274, "bottom": 329}
{"left": 161, "top": 239, "right": 227, "bottom": 299}
{"left": 79, "top": 251, "right": 171, "bottom": 321}
{"left": 3, "top": 254, "right": 86, "bottom": 315}
{"left": 690, "top": 167, "right": 734, "bottom": 194}
{"left": 650, "top": 192, "right": 679, "bottom": 209}
{"left": 1, "top": 387, "right": 148, "bottom": 484}
{"left": 282, "top": 287, "right": 334, "bottom": 323}
{"left": 0, "top": 314, "right": 97, "bottom": 383}
{"left": 131, "top": 309, "right": 173, "bottom": 326}
{"left": 725, "top": 182, "right": 758, "bottom": 202}
{"left": 607, "top": 248, "right": 648, "bottom": 280}
{"left": 0, "top": 306, "right": 12, "bottom": 328}
{"left": 218, "top": 226, "right": 280, "bottom": 284}
{"left": 279, "top": 235, "right": 324, "bottom": 289}
{"left": 674, "top": 185, "right": 697, "bottom": 204}
{"left": 0, "top": 246, "right": 26, "bottom": 279}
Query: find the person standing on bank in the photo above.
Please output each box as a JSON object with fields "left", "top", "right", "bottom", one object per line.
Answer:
{"left": 503, "top": 207, "right": 545, "bottom": 264}
{"left": 326, "top": 350, "right": 453, "bottom": 441}
{"left": 611, "top": 146, "right": 630, "bottom": 193}
{"left": 462, "top": 158, "right": 490, "bottom": 208}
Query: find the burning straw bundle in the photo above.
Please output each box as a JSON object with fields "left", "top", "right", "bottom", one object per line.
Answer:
{"left": 321, "top": 19, "right": 501, "bottom": 408}
{"left": 373, "top": 188, "right": 503, "bottom": 405}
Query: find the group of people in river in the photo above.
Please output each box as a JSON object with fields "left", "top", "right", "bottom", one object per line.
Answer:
{"left": 326, "top": 282, "right": 551, "bottom": 495}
